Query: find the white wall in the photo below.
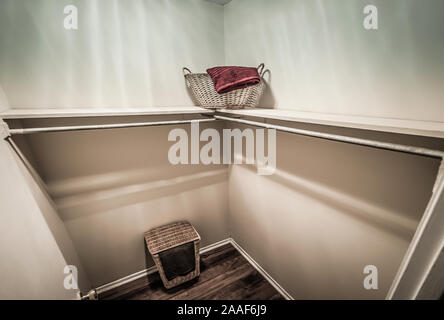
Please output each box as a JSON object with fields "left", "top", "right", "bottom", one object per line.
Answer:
{"left": 223, "top": 0, "right": 444, "bottom": 299}
{"left": 12, "top": 136, "right": 91, "bottom": 293}
{"left": 0, "top": 0, "right": 228, "bottom": 292}
{"left": 226, "top": 123, "right": 440, "bottom": 299}
{"left": 0, "top": 139, "right": 80, "bottom": 299}
{"left": 22, "top": 120, "right": 229, "bottom": 287}
{"left": 0, "top": 0, "right": 224, "bottom": 108}
{"left": 225, "top": 0, "right": 444, "bottom": 122}
{"left": 0, "top": 84, "right": 9, "bottom": 112}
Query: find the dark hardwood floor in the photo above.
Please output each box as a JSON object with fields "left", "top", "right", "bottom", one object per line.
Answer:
{"left": 100, "top": 243, "right": 284, "bottom": 300}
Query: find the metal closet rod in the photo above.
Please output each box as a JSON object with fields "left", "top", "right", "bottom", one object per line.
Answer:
{"left": 7, "top": 117, "right": 217, "bottom": 135}
{"left": 214, "top": 115, "right": 444, "bottom": 159}
{"left": 4, "top": 113, "right": 443, "bottom": 159}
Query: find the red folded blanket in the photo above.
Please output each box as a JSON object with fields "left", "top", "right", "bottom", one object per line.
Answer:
{"left": 206, "top": 66, "right": 260, "bottom": 94}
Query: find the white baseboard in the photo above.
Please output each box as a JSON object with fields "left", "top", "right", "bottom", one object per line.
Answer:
{"left": 95, "top": 266, "right": 158, "bottom": 295}
{"left": 95, "top": 239, "right": 231, "bottom": 295}
{"left": 95, "top": 237, "right": 293, "bottom": 300}
{"left": 229, "top": 238, "right": 294, "bottom": 300}
{"left": 200, "top": 238, "right": 232, "bottom": 254}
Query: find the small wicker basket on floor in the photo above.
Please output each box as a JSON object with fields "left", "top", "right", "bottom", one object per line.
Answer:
{"left": 183, "top": 63, "right": 267, "bottom": 109}
{"left": 144, "top": 221, "right": 201, "bottom": 289}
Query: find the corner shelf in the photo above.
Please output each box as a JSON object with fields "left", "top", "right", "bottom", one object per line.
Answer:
{"left": 2, "top": 106, "right": 443, "bottom": 139}
{"left": 217, "top": 108, "right": 444, "bottom": 139}
{"left": 0, "top": 106, "right": 213, "bottom": 119}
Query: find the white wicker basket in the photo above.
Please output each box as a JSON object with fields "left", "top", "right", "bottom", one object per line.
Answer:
{"left": 183, "top": 63, "right": 266, "bottom": 109}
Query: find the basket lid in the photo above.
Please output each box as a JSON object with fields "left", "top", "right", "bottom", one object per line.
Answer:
{"left": 144, "top": 221, "right": 200, "bottom": 254}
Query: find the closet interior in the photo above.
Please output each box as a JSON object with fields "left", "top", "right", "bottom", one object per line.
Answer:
{"left": 0, "top": 0, "right": 443, "bottom": 300}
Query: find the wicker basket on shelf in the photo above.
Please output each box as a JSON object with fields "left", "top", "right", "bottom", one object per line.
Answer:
{"left": 183, "top": 63, "right": 266, "bottom": 109}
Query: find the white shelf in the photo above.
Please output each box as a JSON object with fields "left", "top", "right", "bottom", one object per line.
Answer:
{"left": 2, "top": 106, "right": 443, "bottom": 139}
{"left": 0, "top": 106, "right": 213, "bottom": 119}
{"left": 218, "top": 108, "right": 444, "bottom": 139}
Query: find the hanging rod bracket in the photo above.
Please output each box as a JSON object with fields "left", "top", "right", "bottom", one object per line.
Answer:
{"left": 0, "top": 119, "right": 11, "bottom": 140}
{"left": 80, "top": 289, "right": 98, "bottom": 300}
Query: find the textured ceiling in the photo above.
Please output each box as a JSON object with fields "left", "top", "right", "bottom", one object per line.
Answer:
{"left": 205, "top": 0, "right": 232, "bottom": 5}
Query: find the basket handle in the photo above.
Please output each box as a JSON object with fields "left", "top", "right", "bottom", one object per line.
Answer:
{"left": 183, "top": 67, "right": 192, "bottom": 75}
{"left": 257, "top": 63, "right": 265, "bottom": 77}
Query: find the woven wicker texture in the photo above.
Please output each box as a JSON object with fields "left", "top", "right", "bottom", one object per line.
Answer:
{"left": 183, "top": 63, "right": 267, "bottom": 109}
{"left": 144, "top": 221, "right": 200, "bottom": 255}
{"left": 145, "top": 221, "right": 201, "bottom": 289}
